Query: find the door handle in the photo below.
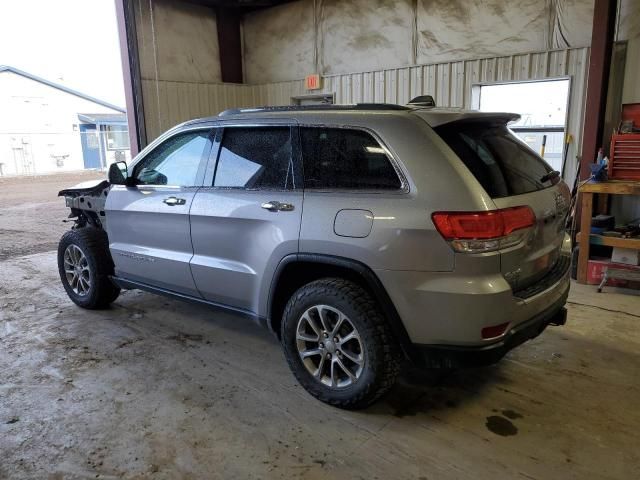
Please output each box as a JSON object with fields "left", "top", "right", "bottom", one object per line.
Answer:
{"left": 163, "top": 196, "right": 186, "bottom": 206}
{"left": 261, "top": 201, "right": 295, "bottom": 212}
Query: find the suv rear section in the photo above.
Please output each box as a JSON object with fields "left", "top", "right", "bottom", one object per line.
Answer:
{"left": 271, "top": 107, "right": 570, "bottom": 371}
{"left": 371, "top": 110, "right": 570, "bottom": 367}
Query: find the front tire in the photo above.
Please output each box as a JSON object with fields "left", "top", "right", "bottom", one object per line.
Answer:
{"left": 281, "top": 278, "right": 400, "bottom": 409}
{"left": 57, "top": 227, "right": 120, "bottom": 309}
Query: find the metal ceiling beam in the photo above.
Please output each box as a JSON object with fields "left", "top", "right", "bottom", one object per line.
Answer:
{"left": 180, "top": 0, "right": 296, "bottom": 11}
{"left": 579, "top": 0, "right": 617, "bottom": 180}
{"left": 217, "top": 7, "right": 244, "bottom": 83}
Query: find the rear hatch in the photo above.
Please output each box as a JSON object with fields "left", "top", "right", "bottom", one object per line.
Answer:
{"left": 433, "top": 118, "right": 570, "bottom": 292}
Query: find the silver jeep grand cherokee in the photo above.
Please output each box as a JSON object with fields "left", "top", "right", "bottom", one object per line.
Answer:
{"left": 58, "top": 102, "right": 571, "bottom": 409}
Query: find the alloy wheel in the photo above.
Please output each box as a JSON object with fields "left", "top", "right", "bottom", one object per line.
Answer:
{"left": 296, "top": 304, "right": 365, "bottom": 388}
{"left": 63, "top": 244, "right": 92, "bottom": 296}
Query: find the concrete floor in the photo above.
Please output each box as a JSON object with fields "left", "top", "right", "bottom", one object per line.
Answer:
{"left": 1, "top": 172, "right": 639, "bottom": 479}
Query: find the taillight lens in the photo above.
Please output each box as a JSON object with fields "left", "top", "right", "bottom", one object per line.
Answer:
{"left": 432, "top": 206, "right": 536, "bottom": 253}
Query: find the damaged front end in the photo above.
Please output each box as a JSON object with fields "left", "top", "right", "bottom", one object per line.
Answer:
{"left": 58, "top": 180, "right": 111, "bottom": 230}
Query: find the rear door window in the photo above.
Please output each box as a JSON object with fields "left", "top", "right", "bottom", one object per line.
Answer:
{"left": 434, "top": 121, "right": 553, "bottom": 198}
{"left": 300, "top": 127, "right": 402, "bottom": 190}
{"left": 214, "top": 127, "right": 296, "bottom": 190}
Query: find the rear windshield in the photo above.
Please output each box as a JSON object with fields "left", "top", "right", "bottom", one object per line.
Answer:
{"left": 434, "top": 120, "right": 553, "bottom": 198}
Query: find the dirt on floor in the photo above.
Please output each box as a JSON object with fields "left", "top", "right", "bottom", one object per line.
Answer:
{"left": 0, "top": 171, "right": 103, "bottom": 260}
{"left": 1, "top": 173, "right": 640, "bottom": 479}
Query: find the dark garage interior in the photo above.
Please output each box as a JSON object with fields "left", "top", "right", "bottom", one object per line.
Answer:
{"left": 2, "top": 0, "right": 640, "bottom": 478}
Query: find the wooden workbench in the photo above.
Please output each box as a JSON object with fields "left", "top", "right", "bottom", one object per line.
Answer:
{"left": 576, "top": 180, "right": 640, "bottom": 283}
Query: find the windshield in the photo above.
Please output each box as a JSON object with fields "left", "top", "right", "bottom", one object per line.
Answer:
{"left": 434, "top": 120, "right": 553, "bottom": 198}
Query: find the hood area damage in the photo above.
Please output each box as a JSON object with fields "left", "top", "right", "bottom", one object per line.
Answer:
{"left": 58, "top": 180, "right": 111, "bottom": 230}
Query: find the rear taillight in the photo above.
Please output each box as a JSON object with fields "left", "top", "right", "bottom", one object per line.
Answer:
{"left": 432, "top": 206, "right": 536, "bottom": 253}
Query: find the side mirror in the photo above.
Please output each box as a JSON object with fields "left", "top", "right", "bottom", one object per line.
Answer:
{"left": 108, "top": 161, "right": 128, "bottom": 185}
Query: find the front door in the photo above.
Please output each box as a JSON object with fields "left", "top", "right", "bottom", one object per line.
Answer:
{"left": 79, "top": 124, "right": 101, "bottom": 169}
{"left": 189, "top": 124, "right": 302, "bottom": 314}
{"left": 105, "top": 128, "right": 212, "bottom": 297}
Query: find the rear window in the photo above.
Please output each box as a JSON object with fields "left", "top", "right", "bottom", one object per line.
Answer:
{"left": 434, "top": 121, "right": 553, "bottom": 198}
{"left": 300, "top": 127, "right": 402, "bottom": 190}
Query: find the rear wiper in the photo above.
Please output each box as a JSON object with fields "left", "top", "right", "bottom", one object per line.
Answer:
{"left": 540, "top": 170, "right": 560, "bottom": 183}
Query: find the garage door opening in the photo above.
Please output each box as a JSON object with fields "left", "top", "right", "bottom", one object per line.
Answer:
{"left": 474, "top": 79, "right": 570, "bottom": 172}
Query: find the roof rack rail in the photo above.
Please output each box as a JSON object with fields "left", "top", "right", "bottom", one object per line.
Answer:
{"left": 219, "top": 103, "right": 410, "bottom": 116}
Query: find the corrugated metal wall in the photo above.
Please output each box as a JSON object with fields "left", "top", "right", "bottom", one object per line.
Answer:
{"left": 141, "top": 80, "right": 255, "bottom": 140}
{"left": 141, "top": 47, "right": 589, "bottom": 182}
{"left": 254, "top": 47, "right": 590, "bottom": 183}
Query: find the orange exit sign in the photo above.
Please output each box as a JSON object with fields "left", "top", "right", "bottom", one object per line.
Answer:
{"left": 305, "top": 74, "right": 321, "bottom": 90}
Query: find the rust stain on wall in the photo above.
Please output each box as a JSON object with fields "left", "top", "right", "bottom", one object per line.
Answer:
{"left": 420, "top": 0, "right": 474, "bottom": 24}
{"left": 348, "top": 32, "right": 393, "bottom": 51}
{"left": 419, "top": 30, "right": 450, "bottom": 52}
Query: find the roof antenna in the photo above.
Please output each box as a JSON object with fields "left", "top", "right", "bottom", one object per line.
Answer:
{"left": 408, "top": 95, "right": 436, "bottom": 107}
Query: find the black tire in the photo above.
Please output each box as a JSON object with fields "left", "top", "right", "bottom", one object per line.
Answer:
{"left": 57, "top": 227, "right": 120, "bottom": 309}
{"left": 281, "top": 278, "right": 400, "bottom": 409}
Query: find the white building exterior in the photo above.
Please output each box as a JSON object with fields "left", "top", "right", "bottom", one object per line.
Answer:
{"left": 0, "top": 66, "right": 130, "bottom": 176}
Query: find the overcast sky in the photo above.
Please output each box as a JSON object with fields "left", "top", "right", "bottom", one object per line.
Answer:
{"left": 0, "top": 0, "right": 125, "bottom": 108}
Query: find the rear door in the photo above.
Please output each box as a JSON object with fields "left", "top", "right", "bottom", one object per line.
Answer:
{"left": 106, "top": 127, "right": 212, "bottom": 296}
{"left": 189, "top": 122, "right": 302, "bottom": 314}
{"left": 433, "top": 120, "right": 570, "bottom": 290}
{"left": 297, "top": 126, "right": 424, "bottom": 270}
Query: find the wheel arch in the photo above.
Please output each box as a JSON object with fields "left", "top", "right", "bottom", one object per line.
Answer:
{"left": 267, "top": 253, "right": 416, "bottom": 361}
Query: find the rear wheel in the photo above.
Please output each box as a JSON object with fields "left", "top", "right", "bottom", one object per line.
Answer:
{"left": 57, "top": 227, "right": 120, "bottom": 309}
{"left": 281, "top": 278, "right": 400, "bottom": 409}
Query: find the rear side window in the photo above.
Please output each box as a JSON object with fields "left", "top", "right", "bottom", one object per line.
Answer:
{"left": 214, "top": 127, "right": 295, "bottom": 189}
{"left": 300, "top": 127, "right": 402, "bottom": 190}
{"left": 434, "top": 121, "right": 553, "bottom": 198}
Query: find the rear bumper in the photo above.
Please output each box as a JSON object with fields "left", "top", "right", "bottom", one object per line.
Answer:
{"left": 411, "top": 287, "right": 569, "bottom": 368}
{"left": 375, "top": 255, "right": 571, "bottom": 346}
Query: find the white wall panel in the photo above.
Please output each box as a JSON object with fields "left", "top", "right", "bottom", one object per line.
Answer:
{"left": 134, "top": 0, "right": 221, "bottom": 84}
{"left": 242, "top": 0, "right": 596, "bottom": 84}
